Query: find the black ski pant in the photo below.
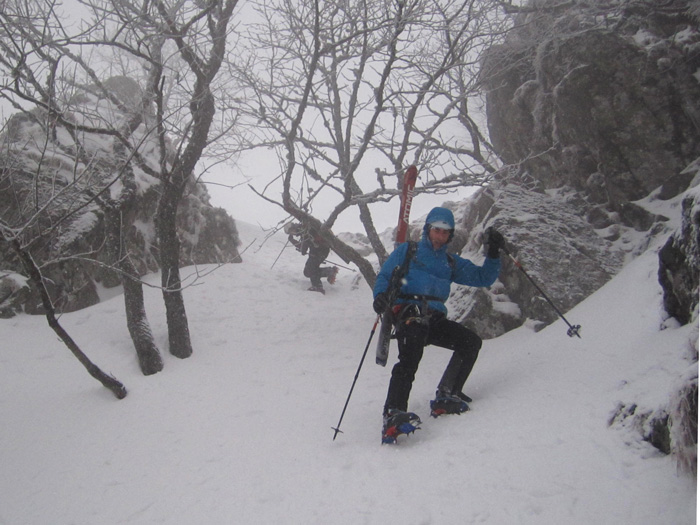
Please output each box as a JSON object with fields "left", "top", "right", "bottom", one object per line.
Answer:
{"left": 304, "top": 245, "right": 332, "bottom": 288}
{"left": 384, "top": 309, "right": 482, "bottom": 414}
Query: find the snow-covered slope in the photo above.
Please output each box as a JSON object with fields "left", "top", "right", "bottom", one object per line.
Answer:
{"left": 0, "top": 221, "right": 696, "bottom": 524}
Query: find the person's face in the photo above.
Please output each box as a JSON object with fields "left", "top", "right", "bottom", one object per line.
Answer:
{"left": 428, "top": 226, "right": 451, "bottom": 249}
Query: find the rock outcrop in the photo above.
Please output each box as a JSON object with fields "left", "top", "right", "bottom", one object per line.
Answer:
{"left": 452, "top": 0, "right": 699, "bottom": 337}
{"left": 455, "top": 0, "right": 700, "bottom": 472}
{"left": 659, "top": 185, "right": 700, "bottom": 325}
{"left": 0, "top": 76, "right": 241, "bottom": 317}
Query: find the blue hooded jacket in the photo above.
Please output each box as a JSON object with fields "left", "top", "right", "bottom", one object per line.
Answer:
{"left": 373, "top": 207, "right": 500, "bottom": 314}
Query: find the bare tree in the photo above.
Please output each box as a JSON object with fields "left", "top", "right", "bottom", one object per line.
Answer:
{"left": 0, "top": 4, "right": 163, "bottom": 382}
{"left": 0, "top": 0, "right": 241, "bottom": 366}
{"left": 70, "top": 0, "right": 241, "bottom": 358}
{"left": 0, "top": 117, "right": 129, "bottom": 396}
{"left": 229, "top": 0, "right": 511, "bottom": 284}
{"left": 9, "top": 238, "right": 128, "bottom": 399}
{"left": 0, "top": 0, "right": 169, "bottom": 376}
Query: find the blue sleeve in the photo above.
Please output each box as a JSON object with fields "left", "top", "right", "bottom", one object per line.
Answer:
{"left": 373, "top": 243, "right": 409, "bottom": 297}
{"left": 453, "top": 256, "right": 501, "bottom": 288}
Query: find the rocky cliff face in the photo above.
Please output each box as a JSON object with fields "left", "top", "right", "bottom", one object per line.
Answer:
{"left": 658, "top": 186, "right": 700, "bottom": 325}
{"left": 452, "top": 0, "right": 699, "bottom": 338}
{"left": 453, "top": 0, "right": 699, "bottom": 472}
{"left": 484, "top": 0, "right": 699, "bottom": 204}
{"left": 0, "top": 77, "right": 241, "bottom": 317}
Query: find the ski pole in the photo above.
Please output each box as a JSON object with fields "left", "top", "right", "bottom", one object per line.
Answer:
{"left": 323, "top": 260, "right": 356, "bottom": 272}
{"left": 502, "top": 246, "right": 582, "bottom": 338}
{"left": 270, "top": 239, "right": 290, "bottom": 269}
{"left": 332, "top": 314, "right": 381, "bottom": 440}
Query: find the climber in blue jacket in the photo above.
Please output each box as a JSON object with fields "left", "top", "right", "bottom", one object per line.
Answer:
{"left": 373, "top": 206, "right": 504, "bottom": 443}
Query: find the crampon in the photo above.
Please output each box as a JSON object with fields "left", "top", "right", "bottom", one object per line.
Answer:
{"left": 429, "top": 394, "right": 469, "bottom": 418}
{"left": 381, "top": 410, "right": 421, "bottom": 444}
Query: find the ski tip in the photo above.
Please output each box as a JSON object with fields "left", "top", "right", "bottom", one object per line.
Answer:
{"left": 405, "top": 165, "right": 418, "bottom": 182}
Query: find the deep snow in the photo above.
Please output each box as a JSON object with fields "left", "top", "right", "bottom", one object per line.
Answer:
{"left": 0, "top": 221, "right": 696, "bottom": 524}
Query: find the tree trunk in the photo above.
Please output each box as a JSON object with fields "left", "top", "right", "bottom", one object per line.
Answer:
{"left": 101, "top": 143, "right": 163, "bottom": 375}
{"left": 11, "top": 240, "right": 127, "bottom": 399}
{"left": 122, "top": 262, "right": 164, "bottom": 374}
{"left": 147, "top": 0, "right": 237, "bottom": 360}
{"left": 156, "top": 185, "right": 192, "bottom": 359}
{"left": 103, "top": 203, "right": 163, "bottom": 375}
{"left": 328, "top": 234, "right": 377, "bottom": 288}
{"left": 284, "top": 206, "right": 378, "bottom": 288}
{"left": 358, "top": 201, "right": 389, "bottom": 267}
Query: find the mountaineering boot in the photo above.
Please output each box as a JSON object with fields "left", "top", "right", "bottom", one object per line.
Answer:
{"left": 455, "top": 391, "right": 472, "bottom": 403}
{"left": 308, "top": 285, "right": 325, "bottom": 294}
{"left": 327, "top": 266, "right": 339, "bottom": 285}
{"left": 430, "top": 390, "right": 469, "bottom": 418}
{"left": 381, "top": 409, "right": 421, "bottom": 444}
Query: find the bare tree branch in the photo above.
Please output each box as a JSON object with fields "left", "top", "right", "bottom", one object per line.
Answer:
{"left": 228, "top": 0, "right": 511, "bottom": 278}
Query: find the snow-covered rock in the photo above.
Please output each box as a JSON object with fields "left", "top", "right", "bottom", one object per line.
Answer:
{"left": 453, "top": 0, "right": 700, "bottom": 337}
{"left": 0, "top": 76, "right": 241, "bottom": 315}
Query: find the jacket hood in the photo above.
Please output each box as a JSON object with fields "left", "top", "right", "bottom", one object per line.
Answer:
{"left": 422, "top": 207, "right": 455, "bottom": 241}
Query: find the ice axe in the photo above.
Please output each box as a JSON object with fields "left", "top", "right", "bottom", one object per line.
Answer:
{"left": 323, "top": 259, "right": 356, "bottom": 272}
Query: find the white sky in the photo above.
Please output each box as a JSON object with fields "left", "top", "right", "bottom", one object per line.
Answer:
{"left": 202, "top": 151, "right": 480, "bottom": 234}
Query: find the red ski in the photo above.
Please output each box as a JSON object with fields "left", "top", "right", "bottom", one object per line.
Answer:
{"left": 376, "top": 165, "right": 418, "bottom": 366}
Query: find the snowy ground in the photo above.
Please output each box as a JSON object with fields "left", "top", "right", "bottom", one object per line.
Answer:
{"left": 0, "top": 221, "right": 696, "bottom": 524}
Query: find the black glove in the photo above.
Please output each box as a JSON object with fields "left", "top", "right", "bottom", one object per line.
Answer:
{"left": 373, "top": 293, "right": 390, "bottom": 314}
{"left": 484, "top": 227, "right": 505, "bottom": 259}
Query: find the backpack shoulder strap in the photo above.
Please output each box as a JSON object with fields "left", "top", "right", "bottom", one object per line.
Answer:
{"left": 407, "top": 241, "right": 417, "bottom": 259}
{"left": 405, "top": 240, "right": 456, "bottom": 279}
{"left": 399, "top": 241, "right": 417, "bottom": 274}
{"left": 446, "top": 252, "right": 456, "bottom": 280}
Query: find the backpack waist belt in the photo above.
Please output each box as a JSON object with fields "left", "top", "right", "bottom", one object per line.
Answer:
{"left": 398, "top": 293, "right": 445, "bottom": 303}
